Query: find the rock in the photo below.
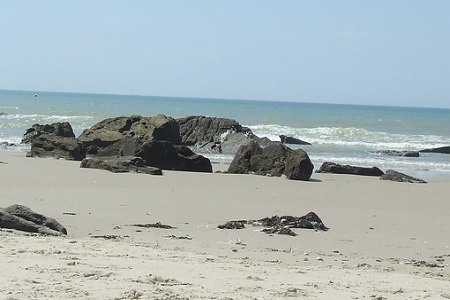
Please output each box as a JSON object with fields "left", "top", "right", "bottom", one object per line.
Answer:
{"left": 135, "top": 140, "right": 212, "bottom": 173}
{"left": 78, "top": 114, "right": 181, "bottom": 155}
{"left": 376, "top": 150, "right": 420, "bottom": 157}
{"left": 22, "top": 122, "right": 75, "bottom": 144}
{"left": 228, "top": 141, "right": 314, "bottom": 181}
{"left": 420, "top": 146, "right": 450, "bottom": 154}
{"left": 80, "top": 156, "right": 163, "bottom": 175}
{"left": 176, "top": 116, "right": 243, "bottom": 146}
{"left": 284, "top": 148, "right": 315, "bottom": 180}
{"left": 316, "top": 162, "right": 384, "bottom": 177}
{"left": 27, "top": 133, "right": 86, "bottom": 160}
{"left": 85, "top": 132, "right": 212, "bottom": 173}
{"left": 0, "top": 204, "right": 67, "bottom": 235}
{"left": 380, "top": 169, "right": 427, "bottom": 183}
{"left": 279, "top": 135, "right": 311, "bottom": 145}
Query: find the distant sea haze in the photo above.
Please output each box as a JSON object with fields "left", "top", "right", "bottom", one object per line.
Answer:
{"left": 1, "top": 90, "right": 450, "bottom": 178}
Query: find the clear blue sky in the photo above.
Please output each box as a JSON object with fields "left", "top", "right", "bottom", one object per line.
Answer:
{"left": 1, "top": 1, "right": 449, "bottom": 108}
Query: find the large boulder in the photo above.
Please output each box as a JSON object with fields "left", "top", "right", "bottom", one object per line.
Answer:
{"left": 80, "top": 156, "right": 162, "bottom": 175}
{"left": 420, "top": 146, "right": 450, "bottom": 154}
{"left": 228, "top": 141, "right": 314, "bottom": 181}
{"left": 136, "top": 140, "right": 213, "bottom": 173}
{"left": 380, "top": 169, "right": 427, "bottom": 183}
{"left": 78, "top": 114, "right": 181, "bottom": 155}
{"left": 176, "top": 116, "right": 243, "bottom": 146}
{"left": 0, "top": 204, "right": 67, "bottom": 235}
{"left": 27, "top": 133, "right": 85, "bottom": 160}
{"left": 96, "top": 137, "right": 213, "bottom": 173}
{"left": 317, "top": 162, "right": 384, "bottom": 177}
{"left": 22, "top": 122, "right": 75, "bottom": 144}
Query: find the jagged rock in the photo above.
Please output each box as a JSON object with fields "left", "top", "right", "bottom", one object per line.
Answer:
{"left": 317, "top": 162, "right": 384, "bottom": 177}
{"left": 279, "top": 135, "right": 311, "bottom": 145}
{"left": 0, "top": 204, "right": 67, "bottom": 235}
{"left": 380, "top": 169, "right": 427, "bottom": 183}
{"left": 228, "top": 141, "right": 314, "bottom": 181}
{"left": 198, "top": 132, "right": 274, "bottom": 155}
{"left": 22, "top": 122, "right": 75, "bottom": 144}
{"left": 176, "top": 116, "right": 243, "bottom": 146}
{"left": 78, "top": 114, "right": 181, "bottom": 155}
{"left": 420, "top": 146, "right": 450, "bottom": 154}
{"left": 80, "top": 156, "right": 163, "bottom": 175}
{"left": 27, "top": 133, "right": 85, "bottom": 160}
{"left": 376, "top": 150, "right": 420, "bottom": 157}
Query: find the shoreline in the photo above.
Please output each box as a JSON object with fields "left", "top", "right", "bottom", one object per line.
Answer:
{"left": 1, "top": 151, "right": 449, "bottom": 299}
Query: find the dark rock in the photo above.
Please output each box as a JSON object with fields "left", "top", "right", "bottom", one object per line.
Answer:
{"left": 96, "top": 135, "right": 140, "bottom": 157}
{"left": 80, "top": 156, "right": 163, "bottom": 175}
{"left": 0, "top": 204, "right": 67, "bottom": 235}
{"left": 27, "top": 133, "right": 86, "bottom": 160}
{"left": 376, "top": 150, "right": 420, "bottom": 157}
{"left": 90, "top": 134, "right": 213, "bottom": 173}
{"left": 176, "top": 116, "right": 242, "bottom": 146}
{"left": 284, "top": 148, "right": 315, "bottom": 180}
{"left": 228, "top": 141, "right": 314, "bottom": 181}
{"left": 316, "top": 162, "right": 384, "bottom": 177}
{"left": 78, "top": 114, "right": 181, "bottom": 155}
{"left": 279, "top": 135, "right": 311, "bottom": 145}
{"left": 420, "top": 146, "right": 450, "bottom": 154}
{"left": 380, "top": 169, "right": 427, "bottom": 183}
{"left": 136, "top": 140, "right": 212, "bottom": 173}
{"left": 22, "top": 122, "right": 75, "bottom": 144}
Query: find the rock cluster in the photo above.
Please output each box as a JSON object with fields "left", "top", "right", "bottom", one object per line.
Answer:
{"left": 22, "top": 115, "right": 214, "bottom": 173}
{"left": 218, "top": 212, "right": 328, "bottom": 236}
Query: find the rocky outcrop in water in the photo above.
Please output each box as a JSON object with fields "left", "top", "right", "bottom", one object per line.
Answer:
{"left": 420, "top": 146, "right": 450, "bottom": 154}
{"left": 380, "top": 169, "right": 427, "bottom": 183}
{"left": 376, "top": 150, "right": 420, "bottom": 157}
{"left": 279, "top": 135, "right": 311, "bottom": 145}
{"left": 317, "top": 162, "right": 385, "bottom": 177}
{"left": 228, "top": 141, "right": 314, "bottom": 181}
{"left": 0, "top": 204, "right": 67, "bottom": 235}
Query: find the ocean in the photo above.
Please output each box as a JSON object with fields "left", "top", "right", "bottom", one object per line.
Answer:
{"left": 1, "top": 89, "right": 450, "bottom": 178}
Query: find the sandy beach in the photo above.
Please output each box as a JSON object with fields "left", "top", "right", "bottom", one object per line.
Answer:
{"left": 1, "top": 150, "right": 449, "bottom": 299}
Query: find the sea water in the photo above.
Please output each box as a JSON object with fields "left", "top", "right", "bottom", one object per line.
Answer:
{"left": 1, "top": 89, "right": 449, "bottom": 178}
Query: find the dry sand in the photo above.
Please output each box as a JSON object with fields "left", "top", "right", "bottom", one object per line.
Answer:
{"left": 1, "top": 151, "right": 449, "bottom": 299}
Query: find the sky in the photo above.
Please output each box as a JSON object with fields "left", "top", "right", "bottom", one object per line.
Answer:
{"left": 1, "top": 1, "right": 449, "bottom": 108}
